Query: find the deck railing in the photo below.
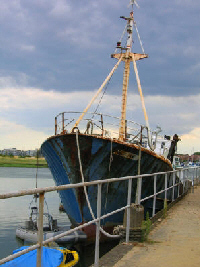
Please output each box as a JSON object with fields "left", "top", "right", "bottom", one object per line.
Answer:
{"left": 0, "top": 166, "right": 200, "bottom": 267}
{"left": 54, "top": 111, "right": 161, "bottom": 146}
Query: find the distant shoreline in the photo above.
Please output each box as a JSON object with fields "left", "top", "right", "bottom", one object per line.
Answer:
{"left": 0, "top": 156, "right": 48, "bottom": 168}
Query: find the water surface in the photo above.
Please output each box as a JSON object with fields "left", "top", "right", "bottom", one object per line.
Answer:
{"left": 0, "top": 167, "right": 69, "bottom": 259}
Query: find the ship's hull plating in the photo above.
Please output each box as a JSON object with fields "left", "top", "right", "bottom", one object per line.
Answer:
{"left": 41, "top": 133, "right": 174, "bottom": 241}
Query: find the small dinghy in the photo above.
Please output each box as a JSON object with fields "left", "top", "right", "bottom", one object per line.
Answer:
{"left": 1, "top": 246, "right": 79, "bottom": 267}
{"left": 16, "top": 195, "right": 87, "bottom": 244}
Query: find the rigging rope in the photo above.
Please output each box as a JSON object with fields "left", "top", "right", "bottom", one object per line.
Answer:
{"left": 73, "top": 56, "right": 123, "bottom": 130}
{"left": 133, "top": 22, "right": 145, "bottom": 54}
{"left": 114, "top": 24, "right": 127, "bottom": 54}
{"left": 91, "top": 77, "right": 110, "bottom": 120}
{"left": 131, "top": 53, "right": 160, "bottom": 150}
{"left": 75, "top": 129, "right": 120, "bottom": 239}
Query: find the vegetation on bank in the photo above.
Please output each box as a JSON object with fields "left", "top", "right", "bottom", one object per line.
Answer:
{"left": 0, "top": 155, "right": 48, "bottom": 168}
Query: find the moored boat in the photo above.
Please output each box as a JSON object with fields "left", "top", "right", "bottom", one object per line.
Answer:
{"left": 16, "top": 196, "right": 87, "bottom": 244}
{"left": 1, "top": 246, "right": 79, "bottom": 267}
{"left": 41, "top": 1, "right": 180, "bottom": 242}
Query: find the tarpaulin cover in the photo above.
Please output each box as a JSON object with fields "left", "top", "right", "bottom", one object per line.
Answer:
{"left": 2, "top": 246, "right": 63, "bottom": 267}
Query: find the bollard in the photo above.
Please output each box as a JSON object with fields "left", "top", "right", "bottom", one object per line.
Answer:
{"left": 119, "top": 204, "right": 144, "bottom": 242}
{"left": 123, "top": 204, "right": 144, "bottom": 228}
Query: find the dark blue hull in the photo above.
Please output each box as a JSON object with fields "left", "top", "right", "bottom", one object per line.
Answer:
{"left": 41, "top": 133, "right": 173, "bottom": 240}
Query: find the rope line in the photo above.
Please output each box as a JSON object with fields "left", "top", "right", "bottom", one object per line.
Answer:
{"left": 133, "top": 22, "right": 145, "bottom": 54}
{"left": 114, "top": 24, "right": 127, "bottom": 54}
{"left": 75, "top": 129, "right": 120, "bottom": 239}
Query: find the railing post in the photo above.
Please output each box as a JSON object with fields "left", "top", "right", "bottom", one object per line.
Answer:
{"left": 185, "top": 169, "right": 188, "bottom": 191}
{"left": 198, "top": 167, "right": 200, "bottom": 181}
{"left": 37, "top": 192, "right": 44, "bottom": 267}
{"left": 177, "top": 171, "right": 180, "bottom": 197}
{"left": 196, "top": 167, "right": 197, "bottom": 183}
{"left": 136, "top": 176, "right": 142, "bottom": 205}
{"left": 94, "top": 183, "right": 102, "bottom": 267}
{"left": 125, "top": 178, "right": 132, "bottom": 243}
{"left": 62, "top": 112, "right": 65, "bottom": 133}
{"left": 196, "top": 167, "right": 198, "bottom": 184}
{"left": 55, "top": 116, "right": 57, "bottom": 135}
{"left": 181, "top": 169, "right": 184, "bottom": 194}
{"left": 152, "top": 175, "right": 157, "bottom": 217}
{"left": 164, "top": 173, "right": 167, "bottom": 200}
{"left": 192, "top": 167, "right": 195, "bottom": 193}
{"left": 100, "top": 114, "right": 104, "bottom": 137}
{"left": 172, "top": 172, "right": 175, "bottom": 201}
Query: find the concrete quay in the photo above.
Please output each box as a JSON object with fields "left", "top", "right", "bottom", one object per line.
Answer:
{"left": 98, "top": 185, "right": 200, "bottom": 267}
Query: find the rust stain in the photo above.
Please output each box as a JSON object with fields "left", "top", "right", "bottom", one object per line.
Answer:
{"left": 48, "top": 132, "right": 172, "bottom": 168}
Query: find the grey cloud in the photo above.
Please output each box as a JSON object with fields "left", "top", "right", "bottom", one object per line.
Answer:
{"left": 0, "top": 0, "right": 199, "bottom": 98}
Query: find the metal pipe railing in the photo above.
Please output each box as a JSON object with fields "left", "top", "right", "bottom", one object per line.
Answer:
{"left": 54, "top": 111, "right": 159, "bottom": 142}
{"left": 0, "top": 166, "right": 199, "bottom": 267}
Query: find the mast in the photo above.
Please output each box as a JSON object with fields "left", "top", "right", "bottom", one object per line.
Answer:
{"left": 73, "top": 2, "right": 148, "bottom": 135}
{"left": 111, "top": 11, "right": 148, "bottom": 141}
{"left": 119, "top": 12, "right": 133, "bottom": 141}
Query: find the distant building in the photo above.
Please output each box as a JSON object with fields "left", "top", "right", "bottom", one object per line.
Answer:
{"left": 190, "top": 154, "right": 200, "bottom": 162}
{"left": 177, "top": 154, "right": 190, "bottom": 162}
{"left": 0, "top": 148, "right": 39, "bottom": 157}
{"left": 177, "top": 153, "right": 200, "bottom": 163}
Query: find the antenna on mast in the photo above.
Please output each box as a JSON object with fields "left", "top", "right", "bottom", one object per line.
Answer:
{"left": 128, "top": 0, "right": 140, "bottom": 9}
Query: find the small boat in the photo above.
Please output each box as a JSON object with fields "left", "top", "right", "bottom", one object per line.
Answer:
{"left": 16, "top": 196, "right": 87, "bottom": 244}
{"left": 172, "top": 156, "right": 182, "bottom": 170}
{"left": 1, "top": 246, "right": 79, "bottom": 267}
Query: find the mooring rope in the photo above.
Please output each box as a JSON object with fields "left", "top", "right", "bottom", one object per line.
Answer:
{"left": 75, "top": 129, "right": 120, "bottom": 238}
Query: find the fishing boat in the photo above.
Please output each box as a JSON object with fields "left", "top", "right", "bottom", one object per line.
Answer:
{"left": 41, "top": 1, "right": 180, "bottom": 242}
{"left": 1, "top": 246, "right": 78, "bottom": 267}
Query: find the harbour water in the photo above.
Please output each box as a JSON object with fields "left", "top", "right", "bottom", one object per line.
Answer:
{"left": 0, "top": 167, "right": 69, "bottom": 258}
{"left": 0, "top": 167, "right": 118, "bottom": 266}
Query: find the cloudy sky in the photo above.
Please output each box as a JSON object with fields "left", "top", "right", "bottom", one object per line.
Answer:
{"left": 0, "top": 0, "right": 200, "bottom": 154}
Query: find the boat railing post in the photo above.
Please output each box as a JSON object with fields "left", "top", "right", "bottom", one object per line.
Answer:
{"left": 55, "top": 116, "right": 57, "bottom": 135}
{"left": 164, "top": 173, "right": 167, "bottom": 201}
{"left": 94, "top": 183, "right": 102, "bottom": 267}
{"left": 37, "top": 192, "right": 44, "bottom": 267}
{"left": 125, "top": 178, "right": 133, "bottom": 243}
{"left": 172, "top": 171, "right": 175, "bottom": 202}
{"left": 100, "top": 114, "right": 104, "bottom": 137}
{"left": 62, "top": 112, "right": 65, "bottom": 133}
{"left": 152, "top": 175, "right": 157, "bottom": 217}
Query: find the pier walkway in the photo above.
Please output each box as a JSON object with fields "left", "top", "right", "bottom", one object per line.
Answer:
{"left": 99, "top": 185, "right": 200, "bottom": 267}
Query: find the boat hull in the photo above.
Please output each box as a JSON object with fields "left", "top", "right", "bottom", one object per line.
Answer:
{"left": 41, "top": 133, "right": 175, "bottom": 241}
{"left": 16, "top": 227, "right": 87, "bottom": 244}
